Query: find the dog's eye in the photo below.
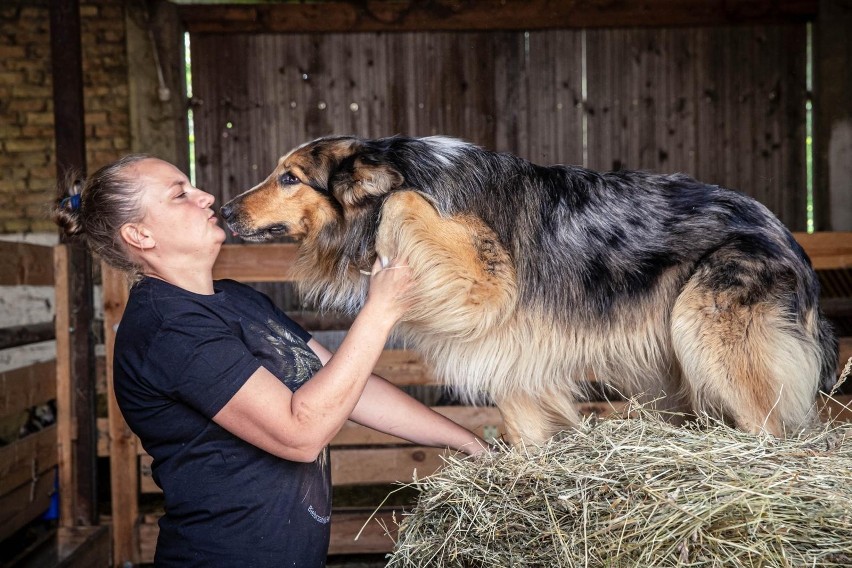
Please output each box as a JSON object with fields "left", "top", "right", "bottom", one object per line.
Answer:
{"left": 278, "top": 172, "right": 300, "bottom": 186}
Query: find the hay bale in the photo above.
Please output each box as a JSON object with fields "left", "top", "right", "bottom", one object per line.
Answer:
{"left": 387, "top": 410, "right": 852, "bottom": 567}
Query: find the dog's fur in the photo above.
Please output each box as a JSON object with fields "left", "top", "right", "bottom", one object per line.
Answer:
{"left": 221, "top": 135, "right": 838, "bottom": 445}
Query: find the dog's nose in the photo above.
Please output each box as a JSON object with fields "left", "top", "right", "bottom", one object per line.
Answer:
{"left": 220, "top": 203, "right": 234, "bottom": 220}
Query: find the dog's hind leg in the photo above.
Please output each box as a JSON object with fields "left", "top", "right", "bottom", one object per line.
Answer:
{"left": 670, "top": 245, "right": 822, "bottom": 436}
{"left": 376, "top": 190, "right": 517, "bottom": 340}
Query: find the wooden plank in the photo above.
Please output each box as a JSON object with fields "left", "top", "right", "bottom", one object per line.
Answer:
{"left": 138, "top": 520, "right": 157, "bottom": 565}
{"left": 101, "top": 262, "right": 139, "bottom": 566}
{"left": 49, "top": 0, "right": 97, "bottom": 525}
{"left": 372, "top": 350, "right": 435, "bottom": 386}
{"left": 212, "top": 243, "right": 300, "bottom": 282}
{"left": 179, "top": 1, "right": 818, "bottom": 34}
{"left": 331, "top": 446, "right": 447, "bottom": 486}
{"left": 0, "top": 242, "right": 55, "bottom": 286}
{"left": 0, "top": 426, "right": 57, "bottom": 495}
{"left": 793, "top": 232, "right": 852, "bottom": 270}
{"left": 97, "top": 399, "right": 624, "bottom": 457}
{"left": 0, "top": 322, "right": 56, "bottom": 351}
{"left": 839, "top": 337, "right": 852, "bottom": 373}
{"left": 53, "top": 245, "right": 74, "bottom": 529}
{"left": 332, "top": 406, "right": 503, "bottom": 446}
{"left": 331, "top": 402, "right": 627, "bottom": 485}
{"left": 819, "top": 394, "right": 852, "bottom": 423}
{"left": 49, "top": 0, "right": 86, "bottom": 182}
{"left": 6, "top": 526, "right": 112, "bottom": 568}
{"left": 0, "top": 466, "right": 54, "bottom": 542}
{"left": 139, "top": 454, "right": 157, "bottom": 494}
{"left": 98, "top": 406, "right": 500, "bottom": 456}
{"left": 329, "top": 507, "right": 399, "bottom": 555}
{"left": 0, "top": 361, "right": 56, "bottom": 417}
{"left": 814, "top": 0, "right": 852, "bottom": 232}
{"left": 134, "top": 508, "right": 401, "bottom": 559}
{"left": 53, "top": 242, "right": 98, "bottom": 527}
{"left": 54, "top": 525, "right": 111, "bottom": 568}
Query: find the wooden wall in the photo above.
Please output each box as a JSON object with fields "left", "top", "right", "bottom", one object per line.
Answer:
{"left": 190, "top": 25, "right": 808, "bottom": 231}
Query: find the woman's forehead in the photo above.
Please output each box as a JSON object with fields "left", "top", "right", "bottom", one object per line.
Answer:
{"left": 132, "top": 159, "right": 188, "bottom": 188}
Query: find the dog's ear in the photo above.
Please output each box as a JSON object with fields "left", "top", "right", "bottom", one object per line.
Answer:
{"left": 335, "top": 154, "right": 404, "bottom": 206}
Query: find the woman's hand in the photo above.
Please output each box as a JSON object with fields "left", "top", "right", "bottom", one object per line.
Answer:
{"left": 364, "top": 256, "right": 414, "bottom": 324}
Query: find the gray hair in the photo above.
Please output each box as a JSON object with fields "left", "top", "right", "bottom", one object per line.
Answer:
{"left": 52, "top": 154, "right": 151, "bottom": 277}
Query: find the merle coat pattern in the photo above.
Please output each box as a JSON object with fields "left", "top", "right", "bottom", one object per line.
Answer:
{"left": 221, "top": 135, "right": 837, "bottom": 444}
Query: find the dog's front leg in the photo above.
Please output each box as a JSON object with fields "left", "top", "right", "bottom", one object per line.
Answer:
{"left": 375, "top": 191, "right": 517, "bottom": 341}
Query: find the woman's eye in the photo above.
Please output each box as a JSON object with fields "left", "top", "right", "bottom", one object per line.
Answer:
{"left": 279, "top": 172, "right": 299, "bottom": 186}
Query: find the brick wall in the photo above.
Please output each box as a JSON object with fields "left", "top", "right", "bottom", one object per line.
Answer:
{"left": 0, "top": 0, "right": 130, "bottom": 234}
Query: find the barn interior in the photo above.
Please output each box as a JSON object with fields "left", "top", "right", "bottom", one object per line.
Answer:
{"left": 1, "top": 1, "right": 851, "bottom": 566}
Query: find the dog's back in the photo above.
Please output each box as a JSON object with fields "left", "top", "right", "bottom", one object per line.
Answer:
{"left": 223, "top": 134, "right": 838, "bottom": 443}
{"left": 352, "top": 136, "right": 837, "bottom": 436}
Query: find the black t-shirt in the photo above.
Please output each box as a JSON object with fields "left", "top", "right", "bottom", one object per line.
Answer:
{"left": 114, "top": 277, "right": 330, "bottom": 567}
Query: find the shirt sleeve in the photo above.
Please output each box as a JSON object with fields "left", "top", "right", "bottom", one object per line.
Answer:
{"left": 220, "top": 279, "right": 312, "bottom": 343}
{"left": 146, "top": 312, "right": 261, "bottom": 419}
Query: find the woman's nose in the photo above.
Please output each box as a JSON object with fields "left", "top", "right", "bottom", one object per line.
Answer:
{"left": 197, "top": 190, "right": 215, "bottom": 208}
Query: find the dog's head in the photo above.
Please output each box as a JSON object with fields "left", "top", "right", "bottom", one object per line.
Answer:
{"left": 220, "top": 135, "right": 405, "bottom": 244}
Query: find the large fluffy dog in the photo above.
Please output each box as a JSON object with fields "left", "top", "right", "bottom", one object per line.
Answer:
{"left": 221, "top": 135, "right": 837, "bottom": 445}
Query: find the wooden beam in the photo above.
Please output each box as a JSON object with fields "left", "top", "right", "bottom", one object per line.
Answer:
{"left": 0, "top": 323, "right": 56, "bottom": 351}
{"left": 332, "top": 406, "right": 503, "bottom": 446}
{"left": 131, "top": 507, "right": 404, "bottom": 560}
{"left": 50, "top": 0, "right": 98, "bottom": 529}
{"left": 101, "top": 263, "right": 139, "bottom": 566}
{"left": 179, "top": 0, "right": 818, "bottom": 34}
{"left": 212, "top": 243, "right": 300, "bottom": 281}
{"left": 792, "top": 231, "right": 852, "bottom": 270}
{"left": 54, "top": 245, "right": 98, "bottom": 528}
{"left": 814, "top": 0, "right": 852, "bottom": 232}
{"left": 49, "top": 0, "right": 86, "bottom": 180}
{"left": 54, "top": 245, "right": 74, "bottom": 529}
{"left": 211, "top": 234, "right": 848, "bottom": 283}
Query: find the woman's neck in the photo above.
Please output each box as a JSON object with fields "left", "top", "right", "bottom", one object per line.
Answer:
{"left": 137, "top": 241, "right": 221, "bottom": 295}
{"left": 143, "top": 262, "right": 215, "bottom": 295}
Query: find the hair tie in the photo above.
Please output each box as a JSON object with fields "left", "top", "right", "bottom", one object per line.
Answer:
{"left": 61, "top": 193, "right": 82, "bottom": 211}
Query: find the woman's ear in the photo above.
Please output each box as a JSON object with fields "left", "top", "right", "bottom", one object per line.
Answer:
{"left": 120, "top": 223, "right": 155, "bottom": 251}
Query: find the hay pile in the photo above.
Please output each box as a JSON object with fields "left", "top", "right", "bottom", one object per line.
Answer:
{"left": 386, "top": 408, "right": 852, "bottom": 567}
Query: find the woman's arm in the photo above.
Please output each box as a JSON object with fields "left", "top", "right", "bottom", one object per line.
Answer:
{"left": 309, "top": 341, "right": 489, "bottom": 456}
{"left": 212, "top": 258, "right": 412, "bottom": 462}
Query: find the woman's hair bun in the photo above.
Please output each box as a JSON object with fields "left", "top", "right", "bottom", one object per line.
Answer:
{"left": 52, "top": 172, "right": 86, "bottom": 240}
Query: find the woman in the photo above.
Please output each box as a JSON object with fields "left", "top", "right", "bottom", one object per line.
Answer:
{"left": 53, "top": 155, "right": 487, "bottom": 567}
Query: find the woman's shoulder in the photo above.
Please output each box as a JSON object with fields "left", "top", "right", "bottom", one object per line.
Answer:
{"left": 127, "top": 277, "right": 227, "bottom": 322}
{"left": 214, "top": 279, "right": 275, "bottom": 308}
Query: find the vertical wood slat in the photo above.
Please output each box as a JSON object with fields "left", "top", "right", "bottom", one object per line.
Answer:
{"left": 53, "top": 245, "right": 74, "bottom": 529}
{"left": 102, "top": 263, "right": 139, "bottom": 567}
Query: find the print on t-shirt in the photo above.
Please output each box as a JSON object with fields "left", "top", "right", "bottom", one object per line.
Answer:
{"left": 248, "top": 319, "right": 321, "bottom": 392}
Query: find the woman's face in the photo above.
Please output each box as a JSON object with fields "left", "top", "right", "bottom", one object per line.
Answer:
{"left": 130, "top": 158, "right": 226, "bottom": 261}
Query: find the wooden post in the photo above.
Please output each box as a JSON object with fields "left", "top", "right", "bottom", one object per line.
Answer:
{"left": 50, "top": 0, "right": 98, "bottom": 527}
{"left": 814, "top": 0, "right": 852, "bottom": 231}
{"left": 102, "top": 263, "right": 139, "bottom": 566}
